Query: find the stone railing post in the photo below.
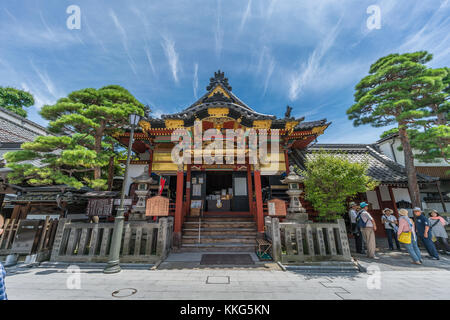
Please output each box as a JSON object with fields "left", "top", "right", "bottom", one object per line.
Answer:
{"left": 156, "top": 217, "right": 169, "bottom": 257}
{"left": 50, "top": 218, "right": 68, "bottom": 262}
{"left": 271, "top": 218, "right": 282, "bottom": 262}
{"left": 337, "top": 219, "right": 352, "bottom": 260}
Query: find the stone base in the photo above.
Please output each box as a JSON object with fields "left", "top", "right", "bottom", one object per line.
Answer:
{"left": 128, "top": 212, "right": 146, "bottom": 221}
{"left": 285, "top": 211, "right": 308, "bottom": 223}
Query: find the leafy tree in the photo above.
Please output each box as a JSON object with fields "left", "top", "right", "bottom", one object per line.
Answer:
{"left": 0, "top": 87, "right": 34, "bottom": 117}
{"left": 408, "top": 66, "right": 449, "bottom": 164}
{"left": 298, "top": 152, "right": 378, "bottom": 221}
{"left": 347, "top": 51, "right": 445, "bottom": 208}
{"left": 5, "top": 85, "right": 147, "bottom": 190}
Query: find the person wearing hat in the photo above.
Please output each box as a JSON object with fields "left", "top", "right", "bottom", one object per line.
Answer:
{"left": 357, "top": 202, "right": 377, "bottom": 259}
{"left": 348, "top": 202, "right": 364, "bottom": 254}
{"left": 398, "top": 208, "right": 422, "bottom": 264}
{"left": 428, "top": 210, "right": 450, "bottom": 254}
{"left": 413, "top": 207, "right": 439, "bottom": 260}
{"left": 381, "top": 208, "right": 401, "bottom": 251}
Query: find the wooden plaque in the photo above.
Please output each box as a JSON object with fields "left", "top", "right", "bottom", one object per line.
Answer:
{"left": 267, "top": 199, "right": 287, "bottom": 216}
{"left": 146, "top": 196, "right": 169, "bottom": 216}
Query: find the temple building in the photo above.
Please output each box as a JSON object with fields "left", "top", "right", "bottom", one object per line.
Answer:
{"left": 115, "top": 71, "right": 330, "bottom": 248}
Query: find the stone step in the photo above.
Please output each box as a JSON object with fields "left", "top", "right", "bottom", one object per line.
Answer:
{"left": 183, "top": 228, "right": 257, "bottom": 236}
{"left": 185, "top": 217, "right": 254, "bottom": 222}
{"left": 179, "top": 243, "right": 257, "bottom": 252}
{"left": 183, "top": 221, "right": 256, "bottom": 228}
{"left": 182, "top": 235, "right": 256, "bottom": 244}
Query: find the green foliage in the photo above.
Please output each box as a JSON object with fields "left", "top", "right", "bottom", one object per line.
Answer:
{"left": 409, "top": 125, "right": 450, "bottom": 163}
{"left": 380, "top": 128, "right": 399, "bottom": 139}
{"left": 0, "top": 87, "right": 34, "bottom": 117}
{"left": 299, "top": 152, "right": 378, "bottom": 221}
{"left": 5, "top": 85, "right": 147, "bottom": 190}
{"left": 347, "top": 51, "right": 448, "bottom": 207}
{"left": 347, "top": 51, "right": 438, "bottom": 128}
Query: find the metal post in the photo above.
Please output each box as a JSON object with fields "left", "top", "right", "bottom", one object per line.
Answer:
{"left": 103, "top": 123, "right": 136, "bottom": 274}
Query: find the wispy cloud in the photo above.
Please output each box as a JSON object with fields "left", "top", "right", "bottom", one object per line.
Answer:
{"left": 29, "top": 60, "right": 59, "bottom": 99}
{"left": 289, "top": 18, "right": 342, "bottom": 101}
{"left": 215, "top": 0, "right": 223, "bottom": 58}
{"left": 239, "top": 0, "right": 252, "bottom": 33}
{"left": 20, "top": 82, "right": 54, "bottom": 111}
{"left": 193, "top": 63, "right": 199, "bottom": 99}
{"left": 109, "top": 9, "right": 138, "bottom": 75}
{"left": 397, "top": 0, "right": 450, "bottom": 64}
{"left": 161, "top": 35, "right": 180, "bottom": 83}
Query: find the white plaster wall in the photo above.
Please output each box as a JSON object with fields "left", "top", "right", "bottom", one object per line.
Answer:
{"left": 379, "top": 138, "right": 449, "bottom": 167}
{"left": 123, "top": 164, "right": 148, "bottom": 196}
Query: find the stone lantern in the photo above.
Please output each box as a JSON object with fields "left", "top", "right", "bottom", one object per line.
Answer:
{"left": 281, "top": 166, "right": 308, "bottom": 223}
{"left": 129, "top": 166, "right": 155, "bottom": 221}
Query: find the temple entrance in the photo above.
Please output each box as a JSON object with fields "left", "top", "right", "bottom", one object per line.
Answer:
{"left": 203, "top": 172, "right": 249, "bottom": 213}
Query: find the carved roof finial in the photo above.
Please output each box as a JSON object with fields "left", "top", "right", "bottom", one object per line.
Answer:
{"left": 284, "top": 105, "right": 293, "bottom": 119}
{"left": 206, "top": 70, "right": 232, "bottom": 91}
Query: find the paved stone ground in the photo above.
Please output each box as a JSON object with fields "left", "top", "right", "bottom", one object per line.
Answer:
{"left": 3, "top": 239, "right": 450, "bottom": 300}
{"left": 4, "top": 255, "right": 450, "bottom": 300}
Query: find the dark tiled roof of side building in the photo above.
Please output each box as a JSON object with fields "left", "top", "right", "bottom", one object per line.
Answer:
{"left": 290, "top": 143, "right": 438, "bottom": 184}
{"left": 0, "top": 106, "right": 52, "bottom": 144}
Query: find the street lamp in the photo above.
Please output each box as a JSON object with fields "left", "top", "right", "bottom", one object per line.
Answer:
{"left": 104, "top": 113, "right": 141, "bottom": 274}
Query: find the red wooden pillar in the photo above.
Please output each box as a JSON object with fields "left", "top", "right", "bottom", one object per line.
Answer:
{"left": 185, "top": 164, "right": 192, "bottom": 217}
{"left": 174, "top": 165, "right": 184, "bottom": 246}
{"left": 284, "top": 149, "right": 290, "bottom": 174}
{"left": 148, "top": 148, "right": 153, "bottom": 176}
{"left": 246, "top": 162, "right": 254, "bottom": 216}
{"left": 254, "top": 167, "right": 264, "bottom": 235}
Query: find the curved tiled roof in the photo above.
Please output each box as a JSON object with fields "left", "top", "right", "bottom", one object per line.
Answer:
{"left": 290, "top": 143, "right": 437, "bottom": 184}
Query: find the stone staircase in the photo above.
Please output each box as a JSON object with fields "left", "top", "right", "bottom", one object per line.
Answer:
{"left": 179, "top": 215, "right": 257, "bottom": 252}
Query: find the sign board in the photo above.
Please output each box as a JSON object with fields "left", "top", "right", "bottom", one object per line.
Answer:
{"left": 114, "top": 198, "right": 132, "bottom": 206}
{"left": 145, "top": 196, "right": 169, "bottom": 216}
{"left": 11, "top": 220, "right": 42, "bottom": 254}
{"left": 267, "top": 199, "right": 287, "bottom": 216}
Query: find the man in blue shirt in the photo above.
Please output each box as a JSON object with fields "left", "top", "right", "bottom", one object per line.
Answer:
{"left": 0, "top": 214, "right": 7, "bottom": 300}
{"left": 413, "top": 207, "right": 439, "bottom": 260}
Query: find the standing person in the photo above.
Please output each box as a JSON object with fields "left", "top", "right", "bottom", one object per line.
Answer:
{"left": 357, "top": 202, "right": 377, "bottom": 259}
{"left": 429, "top": 210, "right": 450, "bottom": 254}
{"left": 0, "top": 214, "right": 7, "bottom": 300}
{"left": 413, "top": 207, "right": 439, "bottom": 260}
{"left": 348, "top": 202, "right": 364, "bottom": 254}
{"left": 381, "top": 208, "right": 401, "bottom": 251}
{"left": 397, "top": 209, "right": 422, "bottom": 265}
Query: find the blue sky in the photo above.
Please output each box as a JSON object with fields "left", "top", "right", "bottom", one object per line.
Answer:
{"left": 1, "top": 0, "right": 449, "bottom": 143}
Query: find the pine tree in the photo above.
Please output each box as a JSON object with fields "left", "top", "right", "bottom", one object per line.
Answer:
{"left": 5, "top": 85, "right": 147, "bottom": 190}
{"left": 408, "top": 67, "right": 449, "bottom": 164}
{"left": 347, "top": 51, "right": 443, "bottom": 208}
{"left": 0, "top": 86, "right": 34, "bottom": 117}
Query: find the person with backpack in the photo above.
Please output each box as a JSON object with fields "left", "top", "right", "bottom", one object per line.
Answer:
{"left": 413, "top": 207, "right": 439, "bottom": 260}
{"left": 0, "top": 214, "right": 7, "bottom": 300}
{"left": 356, "top": 202, "right": 377, "bottom": 259}
{"left": 397, "top": 209, "right": 422, "bottom": 265}
{"left": 348, "top": 202, "right": 364, "bottom": 254}
{"left": 428, "top": 210, "right": 450, "bottom": 254}
{"left": 381, "top": 208, "right": 401, "bottom": 251}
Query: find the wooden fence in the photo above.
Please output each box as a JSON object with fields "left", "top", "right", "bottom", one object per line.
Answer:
{"left": 0, "top": 217, "right": 58, "bottom": 261}
{"left": 265, "top": 217, "right": 352, "bottom": 263}
{"left": 50, "top": 217, "right": 173, "bottom": 263}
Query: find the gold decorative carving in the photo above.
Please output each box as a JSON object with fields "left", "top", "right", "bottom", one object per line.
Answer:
{"left": 165, "top": 119, "right": 184, "bottom": 129}
{"left": 253, "top": 120, "right": 272, "bottom": 129}
{"left": 285, "top": 121, "right": 299, "bottom": 133}
{"left": 311, "top": 125, "right": 328, "bottom": 135}
{"left": 207, "top": 107, "right": 229, "bottom": 117}
{"left": 139, "top": 120, "right": 151, "bottom": 132}
{"left": 207, "top": 86, "right": 231, "bottom": 98}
